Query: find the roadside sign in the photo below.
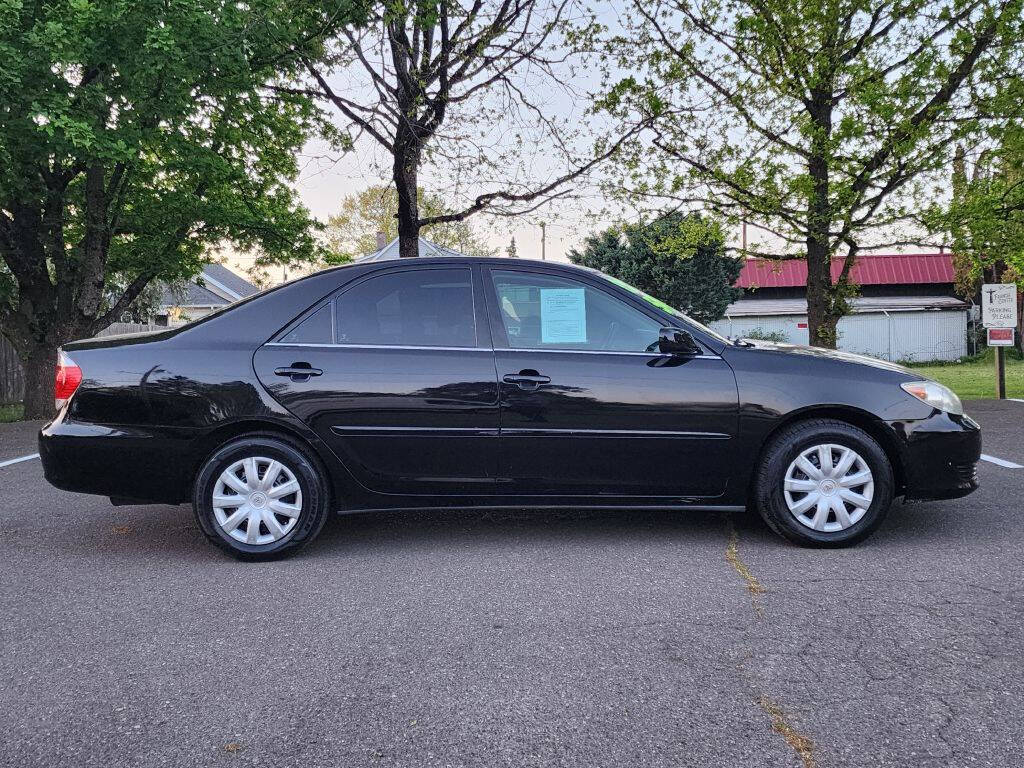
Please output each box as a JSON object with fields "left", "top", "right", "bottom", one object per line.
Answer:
{"left": 981, "top": 283, "right": 1018, "bottom": 328}
{"left": 988, "top": 328, "right": 1015, "bottom": 346}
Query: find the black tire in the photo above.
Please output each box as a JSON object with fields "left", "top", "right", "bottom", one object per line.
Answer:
{"left": 193, "top": 434, "right": 330, "bottom": 560}
{"left": 753, "top": 419, "right": 894, "bottom": 547}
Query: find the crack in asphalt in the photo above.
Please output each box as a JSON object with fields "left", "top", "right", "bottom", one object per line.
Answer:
{"left": 725, "top": 514, "right": 820, "bottom": 768}
{"left": 725, "top": 517, "right": 766, "bottom": 616}
{"left": 757, "top": 696, "right": 818, "bottom": 768}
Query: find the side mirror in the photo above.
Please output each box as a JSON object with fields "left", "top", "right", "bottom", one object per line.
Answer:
{"left": 658, "top": 327, "right": 701, "bottom": 356}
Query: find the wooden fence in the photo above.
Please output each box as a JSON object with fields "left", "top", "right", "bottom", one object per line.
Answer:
{"left": 0, "top": 322, "right": 155, "bottom": 404}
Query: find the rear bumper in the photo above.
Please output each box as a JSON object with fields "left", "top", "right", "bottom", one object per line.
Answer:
{"left": 896, "top": 411, "right": 981, "bottom": 501}
{"left": 39, "top": 412, "right": 195, "bottom": 504}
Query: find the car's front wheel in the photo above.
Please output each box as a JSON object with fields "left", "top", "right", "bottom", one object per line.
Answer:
{"left": 753, "top": 419, "right": 894, "bottom": 547}
{"left": 193, "top": 435, "right": 330, "bottom": 560}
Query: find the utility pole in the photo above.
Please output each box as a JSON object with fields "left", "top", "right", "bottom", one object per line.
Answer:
{"left": 540, "top": 222, "right": 546, "bottom": 261}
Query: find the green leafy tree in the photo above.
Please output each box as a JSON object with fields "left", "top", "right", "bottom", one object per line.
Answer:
{"left": 599, "top": 0, "right": 1024, "bottom": 347}
{"left": 0, "top": 0, "right": 367, "bottom": 417}
{"left": 937, "top": 131, "right": 1024, "bottom": 348}
{"left": 324, "top": 185, "right": 496, "bottom": 262}
{"left": 569, "top": 212, "right": 742, "bottom": 323}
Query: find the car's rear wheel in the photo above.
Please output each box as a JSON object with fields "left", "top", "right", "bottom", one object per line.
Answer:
{"left": 753, "top": 419, "right": 894, "bottom": 547}
{"left": 193, "top": 435, "right": 329, "bottom": 560}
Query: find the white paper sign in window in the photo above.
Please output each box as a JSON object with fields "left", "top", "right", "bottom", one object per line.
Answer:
{"left": 540, "top": 288, "right": 586, "bottom": 344}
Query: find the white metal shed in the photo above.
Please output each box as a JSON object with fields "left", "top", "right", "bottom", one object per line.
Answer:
{"left": 709, "top": 296, "right": 968, "bottom": 362}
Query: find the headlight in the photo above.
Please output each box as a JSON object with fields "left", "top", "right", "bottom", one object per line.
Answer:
{"left": 900, "top": 380, "right": 964, "bottom": 416}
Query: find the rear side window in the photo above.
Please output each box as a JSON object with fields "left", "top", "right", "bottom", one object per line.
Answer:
{"left": 279, "top": 304, "right": 333, "bottom": 344}
{"left": 335, "top": 268, "right": 476, "bottom": 347}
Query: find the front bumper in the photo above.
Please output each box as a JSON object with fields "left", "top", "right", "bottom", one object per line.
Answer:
{"left": 894, "top": 411, "right": 981, "bottom": 501}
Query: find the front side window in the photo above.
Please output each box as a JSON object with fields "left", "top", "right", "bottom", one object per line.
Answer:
{"left": 491, "top": 270, "right": 663, "bottom": 352}
{"left": 335, "top": 268, "right": 476, "bottom": 347}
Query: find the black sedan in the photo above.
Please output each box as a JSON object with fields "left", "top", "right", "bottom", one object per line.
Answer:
{"left": 39, "top": 257, "right": 980, "bottom": 559}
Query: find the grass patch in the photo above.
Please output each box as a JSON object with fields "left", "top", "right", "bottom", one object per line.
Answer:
{"left": 906, "top": 348, "right": 1024, "bottom": 400}
{"left": 0, "top": 403, "right": 24, "bottom": 423}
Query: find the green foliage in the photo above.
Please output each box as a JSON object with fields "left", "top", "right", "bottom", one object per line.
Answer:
{"left": 599, "top": 0, "right": 1024, "bottom": 345}
{"left": 743, "top": 327, "right": 790, "bottom": 343}
{"left": 569, "top": 212, "right": 742, "bottom": 323}
{"left": 0, "top": 403, "right": 24, "bottom": 422}
{"left": 932, "top": 130, "right": 1024, "bottom": 297}
{"left": 0, "top": 0, "right": 366, "bottom": 337}
{"left": 0, "top": 0, "right": 368, "bottom": 416}
{"left": 323, "top": 185, "right": 496, "bottom": 262}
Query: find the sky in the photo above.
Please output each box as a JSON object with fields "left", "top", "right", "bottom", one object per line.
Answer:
{"left": 224, "top": 2, "right": 634, "bottom": 281}
{"left": 222, "top": 1, "right": 945, "bottom": 285}
{"left": 226, "top": 141, "right": 586, "bottom": 283}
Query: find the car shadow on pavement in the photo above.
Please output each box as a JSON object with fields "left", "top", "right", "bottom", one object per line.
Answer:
{"left": 34, "top": 494, "right": 987, "bottom": 564}
{"left": 305, "top": 506, "right": 747, "bottom": 558}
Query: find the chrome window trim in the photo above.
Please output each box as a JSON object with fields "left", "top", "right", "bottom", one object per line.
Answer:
{"left": 500, "top": 348, "right": 722, "bottom": 360}
{"left": 265, "top": 342, "right": 486, "bottom": 352}
{"left": 264, "top": 341, "right": 721, "bottom": 359}
{"left": 264, "top": 341, "right": 720, "bottom": 359}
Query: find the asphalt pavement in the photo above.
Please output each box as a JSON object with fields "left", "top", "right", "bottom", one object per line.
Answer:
{"left": 1, "top": 401, "right": 1022, "bottom": 768}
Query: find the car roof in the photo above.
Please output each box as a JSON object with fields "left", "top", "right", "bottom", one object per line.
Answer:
{"left": 329, "top": 256, "right": 591, "bottom": 272}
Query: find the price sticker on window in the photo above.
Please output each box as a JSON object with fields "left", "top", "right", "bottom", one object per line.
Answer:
{"left": 540, "top": 288, "right": 586, "bottom": 344}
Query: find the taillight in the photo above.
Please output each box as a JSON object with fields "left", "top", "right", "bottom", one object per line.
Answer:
{"left": 55, "top": 350, "right": 82, "bottom": 411}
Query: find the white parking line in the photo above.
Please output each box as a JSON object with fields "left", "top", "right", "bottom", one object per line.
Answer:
{"left": 0, "top": 453, "right": 39, "bottom": 469}
{"left": 981, "top": 454, "right": 1024, "bottom": 469}
{"left": 1009, "top": 398, "right": 1024, "bottom": 404}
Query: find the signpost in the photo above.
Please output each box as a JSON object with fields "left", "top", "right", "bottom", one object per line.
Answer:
{"left": 981, "top": 283, "right": 1018, "bottom": 399}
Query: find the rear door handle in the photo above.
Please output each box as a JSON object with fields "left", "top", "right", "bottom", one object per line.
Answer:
{"left": 503, "top": 371, "right": 551, "bottom": 391}
{"left": 275, "top": 363, "right": 323, "bottom": 382}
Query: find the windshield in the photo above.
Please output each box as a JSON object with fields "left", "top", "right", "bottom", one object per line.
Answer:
{"left": 586, "top": 268, "right": 733, "bottom": 345}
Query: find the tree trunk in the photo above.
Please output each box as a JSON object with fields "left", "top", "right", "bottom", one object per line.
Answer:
{"left": 805, "top": 96, "right": 838, "bottom": 349}
{"left": 805, "top": 238, "right": 839, "bottom": 348}
{"left": 21, "top": 345, "right": 57, "bottom": 420}
{"left": 394, "top": 145, "right": 420, "bottom": 258}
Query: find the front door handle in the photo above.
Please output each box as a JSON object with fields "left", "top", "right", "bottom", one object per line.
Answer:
{"left": 275, "top": 362, "right": 323, "bottom": 382}
{"left": 503, "top": 371, "right": 551, "bottom": 391}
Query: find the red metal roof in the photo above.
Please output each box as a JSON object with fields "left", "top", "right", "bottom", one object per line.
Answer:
{"left": 736, "top": 253, "right": 954, "bottom": 288}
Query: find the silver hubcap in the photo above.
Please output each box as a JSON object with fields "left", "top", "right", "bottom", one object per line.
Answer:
{"left": 783, "top": 443, "right": 874, "bottom": 533}
{"left": 212, "top": 456, "right": 302, "bottom": 545}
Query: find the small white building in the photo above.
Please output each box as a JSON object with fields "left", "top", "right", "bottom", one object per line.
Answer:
{"left": 708, "top": 254, "right": 970, "bottom": 363}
